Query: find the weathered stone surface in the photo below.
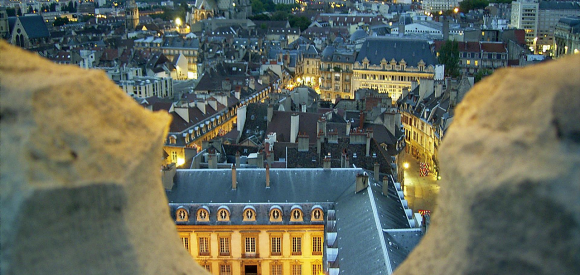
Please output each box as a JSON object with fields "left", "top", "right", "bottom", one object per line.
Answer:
{"left": 0, "top": 41, "right": 208, "bottom": 275}
{"left": 394, "top": 55, "right": 580, "bottom": 275}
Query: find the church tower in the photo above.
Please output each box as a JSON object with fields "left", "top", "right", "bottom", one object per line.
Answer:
{"left": 125, "top": 0, "right": 139, "bottom": 31}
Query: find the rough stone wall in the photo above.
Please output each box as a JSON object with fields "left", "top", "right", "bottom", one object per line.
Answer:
{"left": 0, "top": 41, "right": 208, "bottom": 275}
{"left": 394, "top": 55, "right": 580, "bottom": 274}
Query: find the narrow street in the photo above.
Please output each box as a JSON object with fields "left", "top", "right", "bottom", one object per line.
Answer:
{"left": 402, "top": 153, "right": 440, "bottom": 214}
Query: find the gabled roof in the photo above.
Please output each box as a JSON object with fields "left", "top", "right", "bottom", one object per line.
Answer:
{"left": 266, "top": 111, "right": 321, "bottom": 144}
{"left": 12, "top": 15, "right": 50, "bottom": 39}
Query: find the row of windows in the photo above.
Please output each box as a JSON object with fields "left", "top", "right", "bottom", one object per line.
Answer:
{"left": 176, "top": 206, "right": 324, "bottom": 223}
{"left": 183, "top": 235, "right": 323, "bottom": 257}
{"left": 196, "top": 263, "right": 322, "bottom": 275}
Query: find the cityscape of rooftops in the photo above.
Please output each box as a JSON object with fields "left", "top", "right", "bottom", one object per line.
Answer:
{"left": 1, "top": 0, "right": 578, "bottom": 274}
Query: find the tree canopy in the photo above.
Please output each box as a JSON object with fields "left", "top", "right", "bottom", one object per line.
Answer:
{"left": 438, "top": 40, "right": 461, "bottom": 78}
{"left": 459, "top": 0, "right": 489, "bottom": 13}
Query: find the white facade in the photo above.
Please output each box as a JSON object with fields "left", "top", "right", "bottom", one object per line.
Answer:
{"left": 510, "top": 0, "right": 540, "bottom": 48}
{"left": 422, "top": 0, "right": 461, "bottom": 13}
{"left": 118, "top": 77, "right": 174, "bottom": 98}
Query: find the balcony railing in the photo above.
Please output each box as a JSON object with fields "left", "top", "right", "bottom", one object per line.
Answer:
{"left": 242, "top": 252, "right": 259, "bottom": 258}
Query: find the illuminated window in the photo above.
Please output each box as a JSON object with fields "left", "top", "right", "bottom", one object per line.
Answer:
{"left": 219, "top": 264, "right": 231, "bottom": 275}
{"left": 217, "top": 206, "right": 230, "bottom": 222}
{"left": 466, "top": 60, "right": 471, "bottom": 65}
{"left": 475, "top": 60, "right": 479, "bottom": 66}
{"left": 171, "top": 151, "right": 177, "bottom": 163}
{"left": 290, "top": 206, "right": 303, "bottom": 222}
{"left": 243, "top": 206, "right": 256, "bottom": 222}
{"left": 270, "top": 206, "right": 283, "bottom": 222}
{"left": 176, "top": 208, "right": 188, "bottom": 222}
{"left": 271, "top": 236, "right": 282, "bottom": 256}
{"left": 271, "top": 263, "right": 282, "bottom": 275}
{"left": 199, "top": 237, "right": 210, "bottom": 256}
{"left": 311, "top": 206, "right": 324, "bottom": 222}
{"left": 197, "top": 207, "right": 209, "bottom": 222}
{"left": 219, "top": 237, "right": 230, "bottom": 256}
{"left": 244, "top": 236, "right": 257, "bottom": 257}
{"left": 201, "top": 264, "right": 211, "bottom": 272}
{"left": 292, "top": 237, "right": 302, "bottom": 255}
{"left": 312, "top": 264, "right": 322, "bottom": 275}
{"left": 312, "top": 236, "right": 322, "bottom": 255}
{"left": 292, "top": 264, "right": 302, "bottom": 275}
{"left": 181, "top": 237, "right": 189, "bottom": 252}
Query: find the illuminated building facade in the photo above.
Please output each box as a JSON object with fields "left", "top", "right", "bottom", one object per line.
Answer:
{"left": 319, "top": 46, "right": 355, "bottom": 102}
{"left": 166, "top": 168, "right": 417, "bottom": 275}
{"left": 125, "top": 0, "right": 139, "bottom": 31}
{"left": 352, "top": 38, "right": 436, "bottom": 103}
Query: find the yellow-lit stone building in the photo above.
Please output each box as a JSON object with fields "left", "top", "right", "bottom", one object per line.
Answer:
{"left": 319, "top": 46, "right": 356, "bottom": 102}
{"left": 352, "top": 38, "right": 437, "bottom": 103}
{"left": 166, "top": 168, "right": 418, "bottom": 275}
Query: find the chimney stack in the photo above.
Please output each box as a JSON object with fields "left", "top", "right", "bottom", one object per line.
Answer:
{"left": 290, "top": 113, "right": 300, "bottom": 143}
{"left": 346, "top": 120, "right": 351, "bottom": 136}
{"left": 208, "top": 151, "right": 217, "bottom": 169}
{"left": 355, "top": 173, "right": 369, "bottom": 193}
{"left": 235, "top": 151, "right": 241, "bottom": 168}
{"left": 231, "top": 165, "right": 237, "bottom": 190}
{"left": 267, "top": 104, "right": 273, "bottom": 125}
{"left": 161, "top": 163, "right": 177, "bottom": 190}
{"left": 382, "top": 176, "right": 389, "bottom": 196}
{"left": 359, "top": 111, "right": 364, "bottom": 129}
{"left": 345, "top": 155, "right": 349, "bottom": 168}
{"left": 374, "top": 163, "right": 380, "bottom": 182}
{"left": 323, "top": 156, "right": 331, "bottom": 170}
{"left": 366, "top": 129, "right": 373, "bottom": 157}
{"left": 298, "top": 133, "right": 309, "bottom": 152}
{"left": 266, "top": 164, "right": 270, "bottom": 188}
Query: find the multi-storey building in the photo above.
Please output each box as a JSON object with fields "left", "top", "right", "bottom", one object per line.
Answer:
{"left": 536, "top": 1, "right": 580, "bottom": 53}
{"left": 319, "top": 46, "right": 356, "bottom": 102}
{"left": 511, "top": 0, "right": 580, "bottom": 53}
{"left": 125, "top": 0, "right": 139, "bottom": 31}
{"left": 352, "top": 37, "right": 437, "bottom": 103}
{"left": 298, "top": 45, "right": 320, "bottom": 88}
{"left": 554, "top": 16, "right": 580, "bottom": 58}
{"left": 117, "top": 76, "right": 173, "bottom": 98}
{"left": 166, "top": 167, "right": 416, "bottom": 275}
{"left": 134, "top": 36, "right": 200, "bottom": 79}
{"left": 510, "top": 0, "right": 540, "bottom": 49}
{"left": 422, "top": 0, "right": 460, "bottom": 13}
{"left": 435, "top": 41, "right": 508, "bottom": 75}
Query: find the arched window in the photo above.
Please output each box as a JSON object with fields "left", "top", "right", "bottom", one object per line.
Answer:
{"left": 196, "top": 206, "right": 210, "bottom": 222}
{"left": 176, "top": 207, "right": 189, "bottom": 222}
{"left": 290, "top": 205, "right": 303, "bottom": 222}
{"left": 243, "top": 206, "right": 256, "bottom": 222}
{"left": 217, "top": 206, "right": 230, "bottom": 222}
{"left": 311, "top": 206, "right": 324, "bottom": 222}
{"left": 269, "top": 205, "right": 283, "bottom": 222}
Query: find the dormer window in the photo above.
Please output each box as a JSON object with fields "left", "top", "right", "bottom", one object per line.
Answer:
{"left": 311, "top": 206, "right": 324, "bottom": 222}
{"left": 196, "top": 207, "right": 210, "bottom": 222}
{"left": 270, "top": 205, "right": 283, "bottom": 222}
{"left": 176, "top": 207, "right": 189, "bottom": 222}
{"left": 217, "top": 206, "right": 230, "bottom": 222}
{"left": 243, "top": 206, "right": 257, "bottom": 222}
{"left": 290, "top": 205, "right": 303, "bottom": 222}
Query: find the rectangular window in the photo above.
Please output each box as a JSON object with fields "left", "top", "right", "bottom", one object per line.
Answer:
{"left": 245, "top": 237, "right": 256, "bottom": 255}
{"left": 181, "top": 237, "right": 189, "bottom": 251}
{"left": 271, "top": 237, "right": 281, "bottom": 256}
{"left": 219, "top": 264, "right": 231, "bottom": 275}
{"left": 292, "top": 264, "right": 302, "bottom": 275}
{"left": 199, "top": 237, "right": 209, "bottom": 256}
{"left": 201, "top": 264, "right": 211, "bottom": 272}
{"left": 312, "top": 237, "right": 322, "bottom": 255}
{"left": 466, "top": 60, "right": 471, "bottom": 65}
{"left": 219, "top": 237, "right": 230, "bottom": 256}
{"left": 292, "top": 237, "right": 302, "bottom": 255}
{"left": 271, "top": 263, "right": 283, "bottom": 275}
{"left": 312, "top": 264, "right": 322, "bottom": 275}
{"left": 475, "top": 60, "right": 479, "bottom": 66}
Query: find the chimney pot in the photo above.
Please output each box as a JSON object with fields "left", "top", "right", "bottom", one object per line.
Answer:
{"left": 232, "top": 165, "right": 237, "bottom": 190}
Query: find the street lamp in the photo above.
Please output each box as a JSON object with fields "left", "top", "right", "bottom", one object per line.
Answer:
{"left": 403, "top": 162, "right": 410, "bottom": 169}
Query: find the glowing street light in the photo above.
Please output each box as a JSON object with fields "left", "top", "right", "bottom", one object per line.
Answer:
{"left": 175, "top": 17, "right": 182, "bottom": 27}
{"left": 454, "top": 7, "right": 459, "bottom": 13}
{"left": 403, "top": 162, "right": 410, "bottom": 169}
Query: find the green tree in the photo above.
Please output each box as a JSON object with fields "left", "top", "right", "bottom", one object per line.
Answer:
{"left": 474, "top": 68, "right": 493, "bottom": 83}
{"left": 459, "top": 0, "right": 489, "bottom": 13}
{"left": 438, "top": 40, "right": 460, "bottom": 78}
{"left": 289, "top": 15, "right": 310, "bottom": 31}
{"left": 251, "top": 0, "right": 264, "bottom": 14}
{"left": 53, "top": 17, "right": 70, "bottom": 27}
{"left": 6, "top": 8, "right": 16, "bottom": 16}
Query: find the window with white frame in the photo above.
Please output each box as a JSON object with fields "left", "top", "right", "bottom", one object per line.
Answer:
{"left": 292, "top": 236, "right": 302, "bottom": 255}
{"left": 292, "top": 264, "right": 302, "bottom": 275}
{"left": 219, "top": 264, "right": 231, "bottom": 275}
{"left": 219, "top": 237, "right": 230, "bottom": 256}
{"left": 181, "top": 237, "right": 189, "bottom": 251}
{"left": 199, "top": 237, "right": 209, "bottom": 256}
{"left": 271, "top": 236, "right": 281, "bottom": 256}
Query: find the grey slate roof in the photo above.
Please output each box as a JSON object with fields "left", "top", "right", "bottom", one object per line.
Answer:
{"left": 539, "top": 2, "right": 580, "bottom": 10}
{"left": 11, "top": 15, "right": 50, "bottom": 39}
{"left": 166, "top": 168, "right": 412, "bottom": 274}
{"left": 383, "top": 228, "right": 423, "bottom": 270}
{"left": 357, "top": 37, "right": 437, "bottom": 67}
